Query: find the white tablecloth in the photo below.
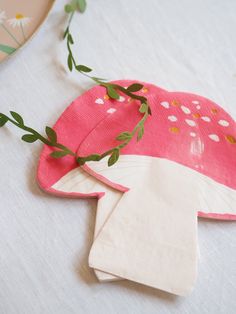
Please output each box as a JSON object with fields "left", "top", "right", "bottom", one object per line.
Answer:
{"left": 0, "top": 0, "right": 236, "bottom": 313}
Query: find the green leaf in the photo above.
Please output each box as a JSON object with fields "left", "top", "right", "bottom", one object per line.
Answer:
{"left": 107, "top": 86, "right": 120, "bottom": 100}
{"left": 64, "top": 4, "right": 73, "bottom": 13}
{"left": 116, "top": 132, "right": 132, "bottom": 141}
{"left": 0, "top": 44, "right": 16, "bottom": 55}
{"left": 21, "top": 134, "right": 38, "bottom": 143}
{"left": 77, "top": 154, "right": 100, "bottom": 165}
{"left": 87, "top": 154, "right": 101, "bottom": 161}
{"left": 50, "top": 150, "right": 69, "bottom": 158}
{"left": 63, "top": 27, "right": 69, "bottom": 39}
{"left": 71, "top": 0, "right": 79, "bottom": 10}
{"left": 77, "top": 0, "right": 87, "bottom": 13}
{"left": 137, "top": 125, "right": 144, "bottom": 141}
{"left": 67, "top": 54, "right": 73, "bottom": 71}
{"left": 91, "top": 76, "right": 107, "bottom": 82}
{"left": 0, "top": 115, "right": 8, "bottom": 127}
{"left": 68, "top": 33, "right": 74, "bottom": 44}
{"left": 139, "top": 102, "right": 148, "bottom": 113}
{"left": 108, "top": 149, "right": 120, "bottom": 167}
{"left": 10, "top": 111, "right": 24, "bottom": 125}
{"left": 76, "top": 65, "right": 92, "bottom": 72}
{"left": 148, "top": 106, "right": 152, "bottom": 115}
{"left": 127, "top": 83, "right": 143, "bottom": 92}
{"left": 45, "top": 127, "right": 57, "bottom": 144}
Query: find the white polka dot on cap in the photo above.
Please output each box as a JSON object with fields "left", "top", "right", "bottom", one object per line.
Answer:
{"left": 168, "top": 115, "right": 178, "bottom": 122}
{"left": 160, "top": 101, "right": 170, "bottom": 109}
{"left": 218, "top": 120, "right": 229, "bottom": 127}
{"left": 209, "top": 134, "right": 220, "bottom": 142}
{"left": 181, "top": 106, "right": 191, "bottom": 114}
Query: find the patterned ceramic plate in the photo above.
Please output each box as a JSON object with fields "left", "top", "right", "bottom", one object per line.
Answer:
{"left": 0, "top": 0, "right": 55, "bottom": 63}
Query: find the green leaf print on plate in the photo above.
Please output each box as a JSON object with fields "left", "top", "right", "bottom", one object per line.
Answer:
{"left": 0, "top": 44, "right": 16, "bottom": 55}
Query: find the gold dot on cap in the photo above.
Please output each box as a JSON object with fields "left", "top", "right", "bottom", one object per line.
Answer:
{"left": 225, "top": 135, "right": 236, "bottom": 144}
{"left": 142, "top": 87, "right": 148, "bottom": 93}
{"left": 211, "top": 108, "right": 218, "bottom": 114}
{"left": 104, "top": 94, "right": 110, "bottom": 100}
{"left": 169, "top": 126, "right": 180, "bottom": 134}
{"left": 192, "top": 113, "right": 201, "bottom": 119}
{"left": 171, "top": 100, "right": 181, "bottom": 107}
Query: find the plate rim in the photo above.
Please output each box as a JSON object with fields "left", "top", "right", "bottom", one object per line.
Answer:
{"left": 0, "top": 0, "right": 56, "bottom": 65}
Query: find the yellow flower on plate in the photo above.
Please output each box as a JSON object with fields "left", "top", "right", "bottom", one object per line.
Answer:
{"left": 8, "top": 14, "right": 31, "bottom": 28}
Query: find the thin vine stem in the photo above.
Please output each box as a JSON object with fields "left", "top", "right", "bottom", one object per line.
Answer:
{"left": 0, "top": 112, "right": 76, "bottom": 158}
{"left": 64, "top": 23, "right": 151, "bottom": 166}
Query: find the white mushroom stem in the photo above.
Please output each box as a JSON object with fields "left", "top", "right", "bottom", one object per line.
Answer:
{"left": 52, "top": 155, "right": 236, "bottom": 295}
{"left": 90, "top": 189, "right": 198, "bottom": 296}
{"left": 85, "top": 155, "right": 236, "bottom": 295}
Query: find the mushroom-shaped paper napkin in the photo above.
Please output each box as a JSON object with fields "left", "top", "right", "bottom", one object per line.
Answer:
{"left": 37, "top": 80, "right": 236, "bottom": 296}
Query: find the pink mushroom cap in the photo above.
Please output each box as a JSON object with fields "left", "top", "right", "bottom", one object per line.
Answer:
{"left": 37, "top": 80, "right": 236, "bottom": 220}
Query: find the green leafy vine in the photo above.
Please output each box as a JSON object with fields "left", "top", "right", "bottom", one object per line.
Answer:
{"left": 0, "top": 0, "right": 151, "bottom": 167}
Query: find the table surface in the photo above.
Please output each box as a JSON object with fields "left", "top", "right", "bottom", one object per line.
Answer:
{"left": 0, "top": 0, "right": 236, "bottom": 313}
